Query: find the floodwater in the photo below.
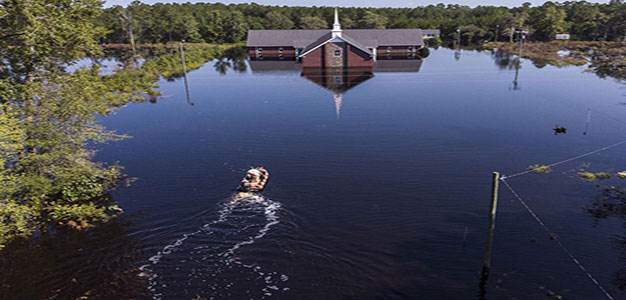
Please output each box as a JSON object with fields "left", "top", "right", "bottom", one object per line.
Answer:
{"left": 3, "top": 47, "right": 626, "bottom": 300}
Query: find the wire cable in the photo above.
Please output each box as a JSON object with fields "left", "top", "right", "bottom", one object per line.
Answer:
{"left": 501, "top": 178, "right": 614, "bottom": 300}
{"left": 501, "top": 140, "right": 626, "bottom": 180}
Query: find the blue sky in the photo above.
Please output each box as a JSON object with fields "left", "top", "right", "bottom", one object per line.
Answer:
{"left": 104, "top": 0, "right": 610, "bottom": 8}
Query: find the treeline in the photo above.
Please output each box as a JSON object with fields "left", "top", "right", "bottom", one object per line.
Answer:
{"left": 99, "top": 1, "right": 626, "bottom": 45}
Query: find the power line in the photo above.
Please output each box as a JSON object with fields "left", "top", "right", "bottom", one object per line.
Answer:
{"left": 500, "top": 178, "right": 614, "bottom": 300}
{"left": 501, "top": 140, "right": 626, "bottom": 180}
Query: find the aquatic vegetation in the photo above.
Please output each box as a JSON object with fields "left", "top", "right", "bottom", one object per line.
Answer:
{"left": 618, "top": 172, "right": 626, "bottom": 179}
{"left": 578, "top": 171, "right": 597, "bottom": 181}
{"left": 528, "top": 164, "right": 552, "bottom": 173}
{"left": 586, "top": 186, "right": 626, "bottom": 219}
{"left": 578, "top": 170, "right": 612, "bottom": 181}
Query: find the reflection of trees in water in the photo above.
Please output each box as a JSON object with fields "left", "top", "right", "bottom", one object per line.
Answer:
{"left": 585, "top": 186, "right": 626, "bottom": 291}
{"left": 492, "top": 50, "right": 520, "bottom": 70}
{"left": 587, "top": 47, "right": 625, "bottom": 83}
{"left": 491, "top": 47, "right": 625, "bottom": 85}
{"left": 0, "top": 216, "right": 149, "bottom": 300}
{"left": 213, "top": 59, "right": 232, "bottom": 75}
{"left": 99, "top": 45, "right": 250, "bottom": 76}
{"left": 213, "top": 46, "right": 248, "bottom": 75}
{"left": 492, "top": 50, "right": 522, "bottom": 90}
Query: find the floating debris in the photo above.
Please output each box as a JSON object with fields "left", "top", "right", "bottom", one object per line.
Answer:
{"left": 618, "top": 171, "right": 626, "bottom": 179}
{"left": 553, "top": 124, "right": 567, "bottom": 134}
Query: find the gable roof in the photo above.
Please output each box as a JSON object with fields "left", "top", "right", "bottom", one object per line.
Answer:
{"left": 246, "top": 29, "right": 424, "bottom": 48}
{"left": 298, "top": 33, "right": 373, "bottom": 57}
{"left": 299, "top": 32, "right": 333, "bottom": 55}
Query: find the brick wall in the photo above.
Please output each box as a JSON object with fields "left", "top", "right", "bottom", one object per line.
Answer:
{"left": 302, "top": 46, "right": 323, "bottom": 67}
{"left": 346, "top": 44, "right": 373, "bottom": 68}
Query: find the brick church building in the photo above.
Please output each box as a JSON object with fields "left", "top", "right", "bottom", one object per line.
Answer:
{"left": 246, "top": 9, "right": 438, "bottom": 68}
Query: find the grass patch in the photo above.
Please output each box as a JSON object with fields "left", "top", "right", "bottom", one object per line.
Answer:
{"left": 528, "top": 164, "right": 551, "bottom": 173}
{"left": 578, "top": 171, "right": 612, "bottom": 181}
{"left": 578, "top": 171, "right": 597, "bottom": 181}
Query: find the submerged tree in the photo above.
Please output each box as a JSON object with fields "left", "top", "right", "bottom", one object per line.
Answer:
{"left": 0, "top": 0, "right": 136, "bottom": 248}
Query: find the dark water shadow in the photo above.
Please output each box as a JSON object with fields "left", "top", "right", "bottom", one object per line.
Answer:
{"left": 0, "top": 216, "right": 150, "bottom": 300}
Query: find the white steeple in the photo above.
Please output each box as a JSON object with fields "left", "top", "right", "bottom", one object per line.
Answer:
{"left": 332, "top": 7, "right": 342, "bottom": 38}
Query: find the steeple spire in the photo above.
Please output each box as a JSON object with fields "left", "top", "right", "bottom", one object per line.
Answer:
{"left": 332, "top": 7, "right": 342, "bottom": 37}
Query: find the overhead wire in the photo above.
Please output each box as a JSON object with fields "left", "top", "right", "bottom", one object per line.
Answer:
{"left": 500, "top": 178, "right": 614, "bottom": 300}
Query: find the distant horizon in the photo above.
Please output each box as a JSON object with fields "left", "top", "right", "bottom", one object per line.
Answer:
{"left": 104, "top": 0, "right": 611, "bottom": 8}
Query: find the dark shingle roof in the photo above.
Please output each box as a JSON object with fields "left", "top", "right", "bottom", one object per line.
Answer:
{"left": 246, "top": 29, "right": 424, "bottom": 48}
{"left": 246, "top": 30, "right": 327, "bottom": 48}
{"left": 299, "top": 32, "right": 333, "bottom": 55}
{"left": 298, "top": 33, "right": 373, "bottom": 57}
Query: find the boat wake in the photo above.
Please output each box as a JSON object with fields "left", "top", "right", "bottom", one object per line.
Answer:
{"left": 138, "top": 194, "right": 288, "bottom": 299}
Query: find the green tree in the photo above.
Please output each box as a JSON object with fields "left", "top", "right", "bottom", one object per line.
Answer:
{"left": 299, "top": 16, "right": 328, "bottom": 29}
{"left": 0, "top": 0, "right": 128, "bottom": 248}
{"left": 265, "top": 11, "right": 294, "bottom": 29}
{"left": 568, "top": 3, "right": 606, "bottom": 40}
{"left": 529, "top": 2, "right": 568, "bottom": 41}
{"left": 359, "top": 11, "right": 388, "bottom": 29}
{"left": 0, "top": 0, "right": 105, "bottom": 78}
{"left": 179, "top": 15, "right": 203, "bottom": 42}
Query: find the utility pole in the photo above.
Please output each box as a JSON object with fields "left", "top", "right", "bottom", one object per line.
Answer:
{"left": 515, "top": 30, "right": 528, "bottom": 59}
{"left": 495, "top": 25, "right": 499, "bottom": 42}
{"left": 454, "top": 27, "right": 462, "bottom": 61}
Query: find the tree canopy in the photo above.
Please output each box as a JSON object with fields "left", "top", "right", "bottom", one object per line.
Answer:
{"left": 0, "top": 0, "right": 239, "bottom": 249}
{"left": 96, "top": 1, "right": 626, "bottom": 45}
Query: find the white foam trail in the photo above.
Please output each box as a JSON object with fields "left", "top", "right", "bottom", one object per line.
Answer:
{"left": 220, "top": 195, "right": 289, "bottom": 299}
{"left": 139, "top": 194, "right": 288, "bottom": 299}
{"left": 221, "top": 195, "right": 281, "bottom": 259}
{"left": 138, "top": 200, "right": 236, "bottom": 299}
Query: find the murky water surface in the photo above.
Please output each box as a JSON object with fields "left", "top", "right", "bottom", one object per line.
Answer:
{"left": 3, "top": 48, "right": 626, "bottom": 300}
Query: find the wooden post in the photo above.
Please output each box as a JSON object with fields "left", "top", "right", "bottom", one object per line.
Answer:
{"left": 484, "top": 171, "right": 499, "bottom": 269}
{"left": 478, "top": 172, "right": 499, "bottom": 300}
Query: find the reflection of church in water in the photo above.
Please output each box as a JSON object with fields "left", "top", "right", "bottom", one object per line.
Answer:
{"left": 249, "top": 60, "right": 423, "bottom": 119}
{"left": 246, "top": 8, "right": 432, "bottom": 119}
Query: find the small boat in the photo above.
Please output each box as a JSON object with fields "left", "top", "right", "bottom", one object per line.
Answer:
{"left": 238, "top": 167, "right": 269, "bottom": 193}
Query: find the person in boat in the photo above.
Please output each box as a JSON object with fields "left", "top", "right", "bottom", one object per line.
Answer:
{"left": 242, "top": 169, "right": 262, "bottom": 191}
{"left": 247, "top": 169, "right": 261, "bottom": 183}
